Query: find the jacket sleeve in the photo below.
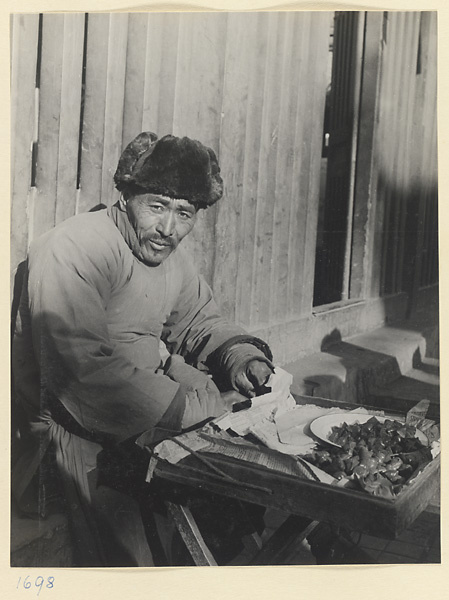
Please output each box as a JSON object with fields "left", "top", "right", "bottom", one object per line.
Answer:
{"left": 161, "top": 257, "right": 245, "bottom": 367}
{"left": 161, "top": 256, "right": 272, "bottom": 385}
{"left": 26, "top": 228, "right": 183, "bottom": 443}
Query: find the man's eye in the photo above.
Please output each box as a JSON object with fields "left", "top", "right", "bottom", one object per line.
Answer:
{"left": 178, "top": 212, "right": 193, "bottom": 220}
{"left": 149, "top": 205, "right": 165, "bottom": 212}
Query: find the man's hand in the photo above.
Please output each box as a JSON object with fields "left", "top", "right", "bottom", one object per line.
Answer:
{"left": 233, "top": 359, "right": 274, "bottom": 398}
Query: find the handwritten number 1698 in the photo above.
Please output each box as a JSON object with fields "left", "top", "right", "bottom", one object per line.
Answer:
{"left": 17, "top": 576, "right": 54, "bottom": 595}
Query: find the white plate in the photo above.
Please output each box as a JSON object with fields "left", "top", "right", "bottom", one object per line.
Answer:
{"left": 309, "top": 412, "right": 428, "bottom": 447}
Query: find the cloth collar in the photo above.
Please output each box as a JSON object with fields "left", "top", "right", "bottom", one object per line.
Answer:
{"left": 107, "top": 201, "right": 141, "bottom": 256}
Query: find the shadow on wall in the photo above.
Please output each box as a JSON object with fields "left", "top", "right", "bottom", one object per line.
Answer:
{"left": 375, "top": 173, "right": 438, "bottom": 310}
{"left": 301, "top": 328, "right": 403, "bottom": 405}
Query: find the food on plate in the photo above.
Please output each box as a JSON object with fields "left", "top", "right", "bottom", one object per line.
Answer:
{"left": 303, "top": 416, "right": 432, "bottom": 497}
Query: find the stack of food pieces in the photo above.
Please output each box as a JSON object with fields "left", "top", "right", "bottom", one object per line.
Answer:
{"left": 302, "top": 416, "right": 433, "bottom": 498}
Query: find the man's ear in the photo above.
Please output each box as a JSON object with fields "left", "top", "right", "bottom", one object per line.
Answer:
{"left": 122, "top": 189, "right": 132, "bottom": 202}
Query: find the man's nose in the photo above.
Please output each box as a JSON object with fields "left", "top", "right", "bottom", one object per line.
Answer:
{"left": 156, "top": 211, "right": 175, "bottom": 237}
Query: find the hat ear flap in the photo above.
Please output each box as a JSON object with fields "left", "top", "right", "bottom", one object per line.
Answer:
{"left": 114, "top": 132, "right": 158, "bottom": 191}
{"left": 205, "top": 146, "right": 224, "bottom": 207}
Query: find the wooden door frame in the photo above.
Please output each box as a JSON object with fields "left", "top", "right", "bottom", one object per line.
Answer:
{"left": 350, "top": 12, "right": 384, "bottom": 301}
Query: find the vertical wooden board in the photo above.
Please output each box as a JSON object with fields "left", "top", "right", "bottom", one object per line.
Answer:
{"left": 199, "top": 13, "right": 228, "bottom": 287}
{"left": 411, "top": 58, "right": 436, "bottom": 295}
{"left": 420, "top": 12, "right": 437, "bottom": 188}
{"left": 141, "top": 13, "right": 165, "bottom": 134}
{"left": 374, "top": 15, "right": 388, "bottom": 178}
{"left": 377, "top": 12, "right": 396, "bottom": 172}
{"left": 172, "top": 12, "right": 226, "bottom": 148}
{"left": 284, "top": 13, "right": 318, "bottom": 319}
{"left": 171, "top": 13, "right": 194, "bottom": 138}
{"left": 378, "top": 13, "right": 396, "bottom": 295}
{"left": 77, "top": 13, "right": 110, "bottom": 213}
{"left": 408, "top": 12, "right": 429, "bottom": 292}
{"left": 430, "top": 110, "right": 438, "bottom": 285}
{"left": 370, "top": 170, "right": 387, "bottom": 298}
{"left": 429, "top": 13, "right": 438, "bottom": 197}
{"left": 155, "top": 13, "right": 181, "bottom": 135}
{"left": 233, "top": 12, "right": 271, "bottom": 328}
{"left": 288, "top": 12, "right": 327, "bottom": 314}
{"left": 122, "top": 13, "right": 150, "bottom": 145}
{"left": 393, "top": 12, "right": 418, "bottom": 292}
{"left": 54, "top": 14, "right": 85, "bottom": 224}
{"left": 426, "top": 111, "right": 438, "bottom": 285}
{"left": 408, "top": 122, "right": 425, "bottom": 297}
{"left": 397, "top": 13, "right": 421, "bottom": 292}
{"left": 245, "top": 13, "right": 282, "bottom": 328}
{"left": 172, "top": 12, "right": 227, "bottom": 284}
{"left": 291, "top": 13, "right": 323, "bottom": 314}
{"left": 427, "top": 18, "right": 437, "bottom": 192}
{"left": 286, "top": 11, "right": 313, "bottom": 318}
{"left": 423, "top": 106, "right": 438, "bottom": 286}
{"left": 342, "top": 13, "right": 365, "bottom": 301}
{"left": 368, "top": 13, "right": 392, "bottom": 299}
{"left": 33, "top": 14, "right": 65, "bottom": 240}
{"left": 424, "top": 195, "right": 437, "bottom": 288}
{"left": 299, "top": 12, "right": 333, "bottom": 314}
{"left": 141, "top": 12, "right": 181, "bottom": 135}
{"left": 269, "top": 13, "right": 300, "bottom": 322}
{"left": 10, "top": 14, "right": 39, "bottom": 272}
{"left": 395, "top": 13, "right": 418, "bottom": 292}
{"left": 351, "top": 11, "right": 384, "bottom": 301}
{"left": 394, "top": 13, "right": 416, "bottom": 293}
{"left": 100, "top": 13, "right": 129, "bottom": 207}
{"left": 403, "top": 12, "right": 421, "bottom": 172}
{"left": 387, "top": 13, "right": 406, "bottom": 293}
{"left": 378, "top": 12, "right": 400, "bottom": 294}
{"left": 379, "top": 16, "right": 397, "bottom": 295}
{"left": 389, "top": 13, "right": 408, "bottom": 291}
{"left": 211, "top": 13, "right": 255, "bottom": 320}
{"left": 426, "top": 12, "right": 438, "bottom": 112}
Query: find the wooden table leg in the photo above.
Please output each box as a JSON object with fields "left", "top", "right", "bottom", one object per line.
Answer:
{"left": 249, "top": 516, "right": 319, "bottom": 565}
{"left": 165, "top": 501, "right": 218, "bottom": 566}
{"left": 307, "top": 523, "right": 377, "bottom": 564}
{"left": 166, "top": 502, "right": 324, "bottom": 566}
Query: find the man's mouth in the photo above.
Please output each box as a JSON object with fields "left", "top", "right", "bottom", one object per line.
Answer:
{"left": 147, "top": 239, "right": 172, "bottom": 251}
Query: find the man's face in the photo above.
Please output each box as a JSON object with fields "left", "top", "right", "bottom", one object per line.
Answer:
{"left": 126, "top": 193, "right": 197, "bottom": 266}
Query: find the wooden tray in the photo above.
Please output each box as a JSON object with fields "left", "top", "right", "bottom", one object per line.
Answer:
{"left": 153, "top": 395, "right": 440, "bottom": 539}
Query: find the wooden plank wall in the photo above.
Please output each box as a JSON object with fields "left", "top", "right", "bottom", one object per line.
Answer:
{"left": 10, "top": 11, "right": 332, "bottom": 335}
{"left": 10, "top": 14, "right": 40, "bottom": 284}
{"left": 373, "top": 11, "right": 438, "bottom": 297}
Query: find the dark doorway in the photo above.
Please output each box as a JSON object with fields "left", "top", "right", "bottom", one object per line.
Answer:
{"left": 313, "top": 12, "right": 365, "bottom": 306}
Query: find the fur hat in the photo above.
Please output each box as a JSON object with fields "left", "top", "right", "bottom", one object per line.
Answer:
{"left": 114, "top": 132, "right": 223, "bottom": 209}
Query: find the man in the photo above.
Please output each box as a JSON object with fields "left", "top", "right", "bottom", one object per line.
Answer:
{"left": 11, "top": 132, "right": 273, "bottom": 567}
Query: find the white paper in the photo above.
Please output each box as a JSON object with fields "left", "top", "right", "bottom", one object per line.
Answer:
{"left": 154, "top": 431, "right": 210, "bottom": 464}
{"left": 275, "top": 405, "right": 345, "bottom": 446}
{"left": 221, "top": 367, "right": 296, "bottom": 435}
